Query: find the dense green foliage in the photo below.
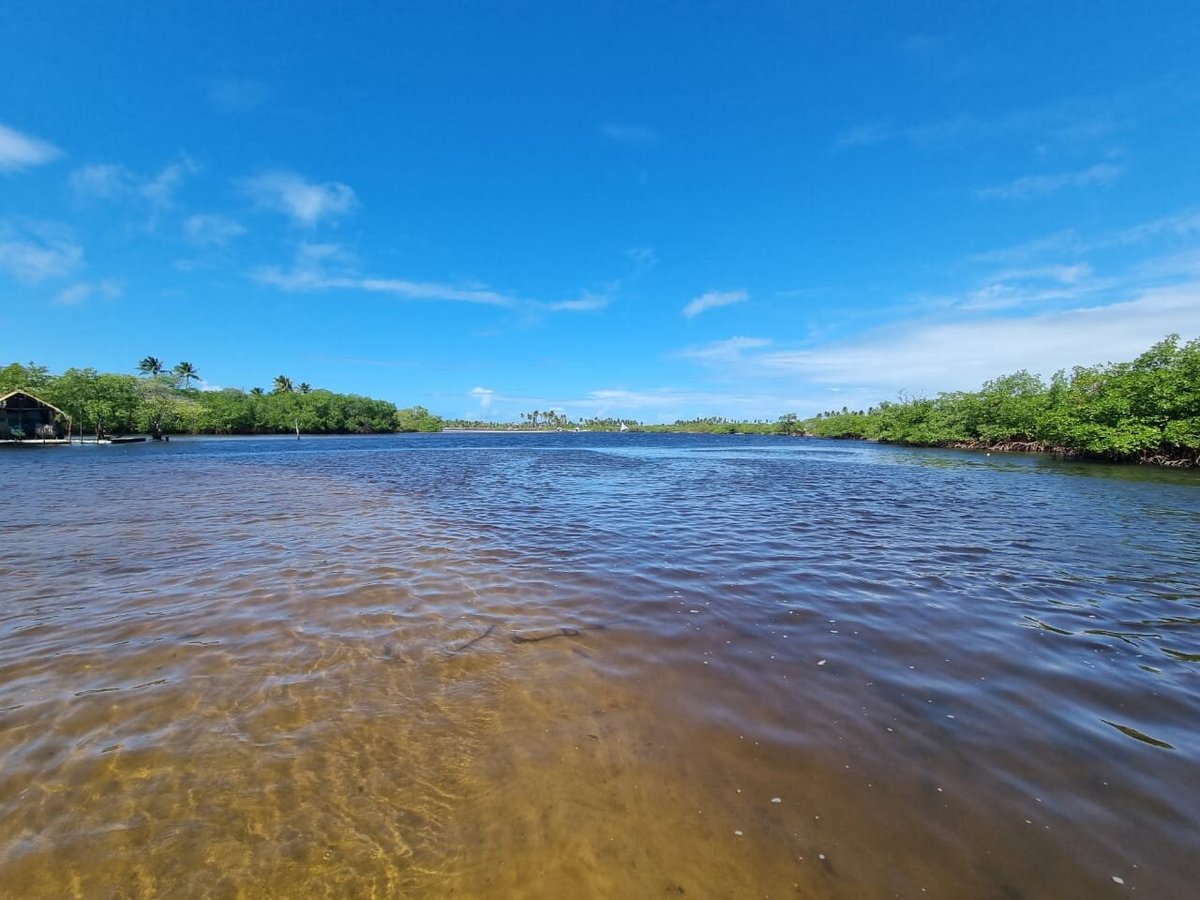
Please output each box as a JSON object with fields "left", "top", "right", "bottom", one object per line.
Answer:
{"left": 802, "top": 335, "right": 1200, "bottom": 466}
{"left": 12, "top": 336, "right": 1193, "bottom": 461}
{"left": 0, "top": 362, "right": 443, "bottom": 436}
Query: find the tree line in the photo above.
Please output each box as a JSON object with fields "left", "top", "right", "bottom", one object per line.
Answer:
{"left": 444, "top": 414, "right": 794, "bottom": 434}
{"left": 0, "top": 359, "right": 443, "bottom": 436}
{"left": 8, "top": 336, "right": 1194, "bottom": 461}
{"left": 802, "top": 335, "right": 1200, "bottom": 467}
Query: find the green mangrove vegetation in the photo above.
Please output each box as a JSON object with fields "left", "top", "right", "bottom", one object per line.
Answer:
{"left": 0, "top": 360, "right": 443, "bottom": 436}
{"left": 5, "top": 336, "right": 1197, "bottom": 465}
{"left": 802, "top": 335, "right": 1200, "bottom": 467}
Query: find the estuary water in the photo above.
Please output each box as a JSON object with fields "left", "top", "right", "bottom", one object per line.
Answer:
{"left": 0, "top": 433, "right": 1197, "bottom": 899}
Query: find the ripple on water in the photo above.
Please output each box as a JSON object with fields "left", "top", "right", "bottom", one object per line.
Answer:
{"left": 0, "top": 433, "right": 1198, "bottom": 898}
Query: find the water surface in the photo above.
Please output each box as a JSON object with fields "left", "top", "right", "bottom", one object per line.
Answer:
{"left": 1, "top": 434, "right": 1197, "bottom": 898}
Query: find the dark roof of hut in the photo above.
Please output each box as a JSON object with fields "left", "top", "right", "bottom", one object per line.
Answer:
{"left": 0, "top": 390, "right": 69, "bottom": 418}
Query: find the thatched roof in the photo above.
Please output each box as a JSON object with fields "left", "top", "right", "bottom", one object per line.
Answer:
{"left": 0, "top": 390, "right": 68, "bottom": 418}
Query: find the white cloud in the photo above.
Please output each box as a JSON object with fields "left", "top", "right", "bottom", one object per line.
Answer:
{"left": 757, "top": 286, "right": 1200, "bottom": 393}
{"left": 547, "top": 292, "right": 610, "bottom": 312}
{"left": 252, "top": 243, "right": 516, "bottom": 306}
{"left": 470, "top": 386, "right": 494, "bottom": 410}
{"left": 682, "top": 289, "right": 748, "bottom": 318}
{"left": 0, "top": 123, "right": 62, "bottom": 172}
{"left": 0, "top": 221, "right": 83, "bottom": 282}
{"left": 184, "top": 213, "right": 246, "bottom": 246}
{"left": 993, "top": 264, "right": 1092, "bottom": 285}
{"left": 352, "top": 278, "right": 514, "bottom": 305}
{"left": 976, "top": 163, "right": 1121, "bottom": 200}
{"left": 599, "top": 122, "right": 659, "bottom": 147}
{"left": 54, "top": 279, "right": 123, "bottom": 305}
{"left": 242, "top": 170, "right": 358, "bottom": 227}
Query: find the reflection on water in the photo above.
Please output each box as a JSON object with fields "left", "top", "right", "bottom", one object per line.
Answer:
{"left": 1, "top": 434, "right": 1197, "bottom": 898}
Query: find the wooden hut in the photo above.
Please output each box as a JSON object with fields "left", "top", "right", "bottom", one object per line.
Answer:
{"left": 0, "top": 390, "right": 70, "bottom": 441}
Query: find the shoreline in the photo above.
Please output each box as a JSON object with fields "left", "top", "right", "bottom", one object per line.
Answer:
{"left": 815, "top": 434, "right": 1200, "bottom": 469}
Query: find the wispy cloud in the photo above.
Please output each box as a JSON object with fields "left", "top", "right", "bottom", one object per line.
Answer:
{"left": 142, "top": 157, "right": 200, "bottom": 210}
{"left": 1107, "top": 208, "right": 1200, "bottom": 246}
{"left": 0, "top": 221, "right": 83, "bottom": 282}
{"left": 546, "top": 292, "right": 611, "bottom": 312}
{"left": 70, "top": 163, "right": 129, "bottom": 200}
{"left": 70, "top": 156, "right": 200, "bottom": 223}
{"left": 599, "top": 122, "right": 659, "bottom": 148}
{"left": 835, "top": 97, "right": 1122, "bottom": 152}
{"left": 682, "top": 289, "right": 748, "bottom": 318}
{"left": 669, "top": 203, "right": 1200, "bottom": 414}
{"left": 943, "top": 263, "right": 1110, "bottom": 312}
{"left": 756, "top": 286, "right": 1200, "bottom": 394}
{"left": 677, "top": 335, "right": 772, "bottom": 364}
{"left": 627, "top": 246, "right": 658, "bottom": 269}
{"left": 184, "top": 213, "right": 246, "bottom": 246}
{"left": 976, "top": 163, "right": 1121, "bottom": 200}
{"left": 349, "top": 278, "right": 515, "bottom": 305}
{"left": 534, "top": 247, "right": 657, "bottom": 316}
{"left": 241, "top": 170, "right": 358, "bottom": 227}
{"left": 252, "top": 243, "right": 517, "bottom": 306}
{"left": 207, "top": 76, "right": 272, "bottom": 113}
{"left": 971, "top": 209, "right": 1200, "bottom": 267}
{"left": 54, "top": 279, "right": 123, "bottom": 305}
{"left": 0, "top": 123, "right": 62, "bottom": 172}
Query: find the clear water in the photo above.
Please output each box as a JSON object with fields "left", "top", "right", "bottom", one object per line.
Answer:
{"left": 1, "top": 433, "right": 1197, "bottom": 898}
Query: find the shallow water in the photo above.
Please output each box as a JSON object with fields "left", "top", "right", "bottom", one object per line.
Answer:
{"left": 1, "top": 433, "right": 1197, "bottom": 898}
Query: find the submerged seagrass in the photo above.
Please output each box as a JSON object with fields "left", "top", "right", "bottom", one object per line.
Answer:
{"left": 1, "top": 433, "right": 1197, "bottom": 898}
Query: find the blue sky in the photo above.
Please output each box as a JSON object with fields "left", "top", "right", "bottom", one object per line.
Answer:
{"left": 2, "top": 1, "right": 1199, "bottom": 422}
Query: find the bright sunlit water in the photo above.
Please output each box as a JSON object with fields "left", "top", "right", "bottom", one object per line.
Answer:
{"left": 1, "top": 433, "right": 1197, "bottom": 898}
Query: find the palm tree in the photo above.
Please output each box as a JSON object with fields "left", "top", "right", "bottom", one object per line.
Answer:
{"left": 250, "top": 387, "right": 264, "bottom": 396}
{"left": 273, "top": 375, "right": 294, "bottom": 394}
{"left": 173, "top": 361, "right": 200, "bottom": 388}
{"left": 298, "top": 382, "right": 312, "bottom": 394}
{"left": 138, "top": 356, "right": 165, "bottom": 376}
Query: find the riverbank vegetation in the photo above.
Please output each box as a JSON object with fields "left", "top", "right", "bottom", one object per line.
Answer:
{"left": 0, "top": 360, "right": 443, "bottom": 436}
{"left": 5, "top": 336, "right": 1196, "bottom": 463}
{"left": 803, "top": 335, "right": 1200, "bottom": 467}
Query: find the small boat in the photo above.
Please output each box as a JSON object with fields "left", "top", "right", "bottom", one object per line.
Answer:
{"left": 619, "top": 422, "right": 629, "bottom": 432}
{"left": 109, "top": 436, "right": 147, "bottom": 444}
